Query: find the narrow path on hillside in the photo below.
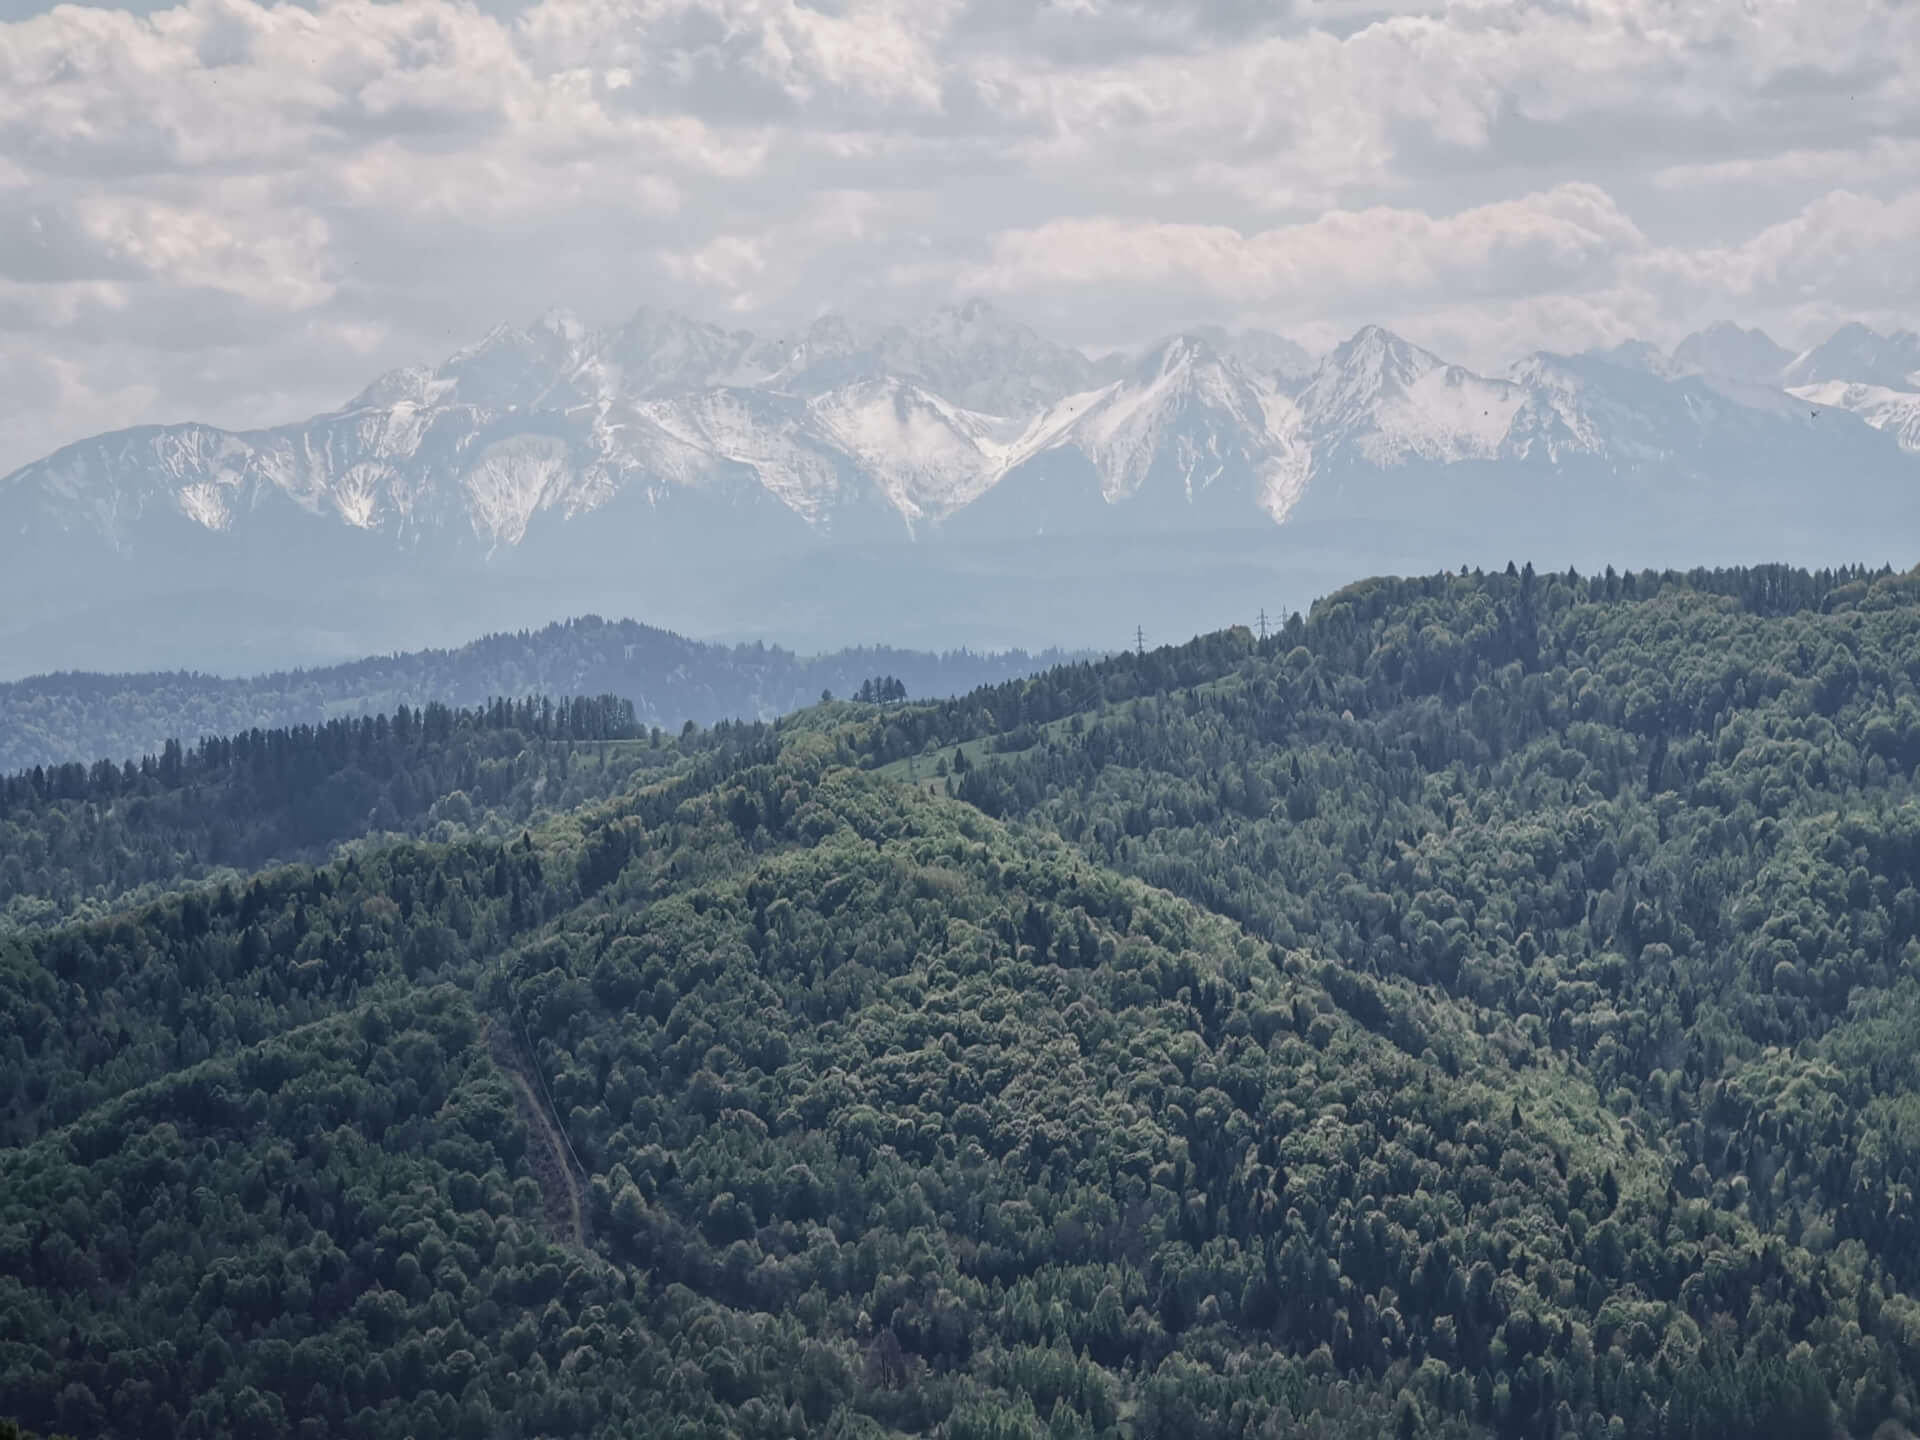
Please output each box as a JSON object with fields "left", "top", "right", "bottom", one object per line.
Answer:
{"left": 488, "top": 1021, "right": 588, "bottom": 1250}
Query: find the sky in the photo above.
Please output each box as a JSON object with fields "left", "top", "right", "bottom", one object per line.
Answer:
{"left": 1, "top": 0, "right": 1917, "bottom": 474}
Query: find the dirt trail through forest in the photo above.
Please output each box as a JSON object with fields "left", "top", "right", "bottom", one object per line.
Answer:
{"left": 488, "top": 1021, "right": 588, "bottom": 1249}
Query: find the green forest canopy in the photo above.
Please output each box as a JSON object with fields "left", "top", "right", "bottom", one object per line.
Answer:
{"left": 2, "top": 562, "right": 1920, "bottom": 1440}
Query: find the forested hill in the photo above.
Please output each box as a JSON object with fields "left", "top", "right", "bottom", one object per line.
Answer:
{"left": 0, "top": 694, "right": 687, "bottom": 932}
{"left": 4, "top": 562, "right": 1920, "bottom": 1440}
{"left": 0, "top": 615, "right": 1086, "bottom": 772}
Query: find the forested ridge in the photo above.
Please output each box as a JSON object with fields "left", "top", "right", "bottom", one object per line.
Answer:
{"left": 3, "top": 563, "right": 1920, "bottom": 1440}
{"left": 0, "top": 615, "right": 1084, "bottom": 773}
{"left": 0, "top": 694, "right": 670, "bottom": 931}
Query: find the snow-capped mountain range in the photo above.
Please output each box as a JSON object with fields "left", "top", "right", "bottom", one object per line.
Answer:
{"left": 2, "top": 301, "right": 1917, "bottom": 673}
{"left": 7, "top": 302, "right": 1916, "bottom": 558}
{"left": 2, "top": 301, "right": 1322, "bottom": 552}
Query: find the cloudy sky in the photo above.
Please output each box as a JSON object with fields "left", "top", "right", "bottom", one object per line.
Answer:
{"left": 1, "top": 0, "right": 1916, "bottom": 473}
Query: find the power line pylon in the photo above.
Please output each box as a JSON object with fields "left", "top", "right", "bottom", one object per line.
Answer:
{"left": 1135, "top": 625, "right": 1146, "bottom": 657}
{"left": 1257, "top": 608, "right": 1270, "bottom": 642}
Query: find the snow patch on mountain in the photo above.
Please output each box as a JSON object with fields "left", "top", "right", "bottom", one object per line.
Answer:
{"left": 1390, "top": 366, "right": 1526, "bottom": 460}
{"left": 1792, "top": 381, "right": 1920, "bottom": 453}
{"left": 1300, "top": 327, "right": 1525, "bottom": 468}
{"left": 809, "top": 379, "right": 1012, "bottom": 524}
{"left": 176, "top": 480, "right": 235, "bottom": 531}
{"left": 1034, "top": 345, "right": 1208, "bottom": 502}
{"left": 330, "top": 466, "right": 385, "bottom": 531}
{"left": 639, "top": 389, "right": 859, "bottom": 521}
{"left": 1501, "top": 353, "right": 1709, "bottom": 466}
{"left": 1254, "top": 392, "right": 1313, "bottom": 521}
{"left": 461, "top": 436, "right": 579, "bottom": 548}
{"left": 1005, "top": 336, "right": 1308, "bottom": 515}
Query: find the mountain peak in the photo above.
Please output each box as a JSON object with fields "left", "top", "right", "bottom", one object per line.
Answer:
{"left": 1582, "top": 338, "right": 1671, "bottom": 376}
{"left": 1669, "top": 321, "right": 1790, "bottom": 385}
{"left": 1783, "top": 322, "right": 1920, "bottom": 389}
{"left": 14, "top": 302, "right": 1920, "bottom": 601}
{"left": 1320, "top": 326, "right": 1441, "bottom": 393}
{"left": 1701, "top": 320, "right": 1771, "bottom": 340}
{"left": 1296, "top": 329, "right": 1532, "bottom": 469}
{"left": 1139, "top": 332, "right": 1216, "bottom": 375}
{"left": 453, "top": 321, "right": 526, "bottom": 360}
{"left": 1340, "top": 324, "right": 1394, "bottom": 355}
{"left": 1187, "top": 325, "right": 1316, "bottom": 379}
{"left": 344, "top": 365, "right": 444, "bottom": 413}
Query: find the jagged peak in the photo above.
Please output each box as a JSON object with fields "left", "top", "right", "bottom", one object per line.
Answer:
{"left": 23, "top": 302, "right": 1920, "bottom": 569}
{"left": 1783, "top": 321, "right": 1920, "bottom": 388}
{"left": 1507, "top": 350, "right": 1573, "bottom": 384}
{"left": 1141, "top": 332, "right": 1215, "bottom": 370}
{"left": 1301, "top": 328, "right": 1449, "bottom": 421}
{"left": 1325, "top": 325, "right": 1441, "bottom": 380}
{"left": 343, "top": 365, "right": 440, "bottom": 413}
{"left": 1104, "top": 332, "right": 1275, "bottom": 396}
{"left": 436, "top": 315, "right": 584, "bottom": 373}
{"left": 1695, "top": 319, "right": 1776, "bottom": 342}
{"left": 1797, "top": 319, "right": 1920, "bottom": 358}
{"left": 1666, "top": 321, "right": 1788, "bottom": 383}
{"left": 1186, "top": 324, "right": 1316, "bottom": 378}
{"left": 1341, "top": 323, "right": 1408, "bottom": 352}
{"left": 1580, "top": 339, "right": 1671, "bottom": 376}
{"left": 445, "top": 321, "right": 525, "bottom": 363}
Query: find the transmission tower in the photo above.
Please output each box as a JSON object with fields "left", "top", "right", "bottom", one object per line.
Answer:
{"left": 1135, "top": 625, "right": 1146, "bottom": 656}
{"left": 1257, "top": 608, "right": 1270, "bottom": 642}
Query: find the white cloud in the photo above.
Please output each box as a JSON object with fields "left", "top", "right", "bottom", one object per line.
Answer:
{"left": 79, "top": 192, "right": 337, "bottom": 307}
{"left": 958, "top": 184, "right": 1645, "bottom": 313}
{"left": 0, "top": 0, "right": 1915, "bottom": 471}
{"left": 1632, "top": 188, "right": 1920, "bottom": 332}
{"left": 1651, "top": 138, "right": 1920, "bottom": 194}
{"left": 663, "top": 232, "right": 768, "bottom": 295}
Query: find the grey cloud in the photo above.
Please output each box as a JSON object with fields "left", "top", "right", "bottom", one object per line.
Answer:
{"left": 945, "top": 0, "right": 1287, "bottom": 64}
{"left": 0, "top": 205, "right": 145, "bottom": 284}
{"left": 0, "top": 0, "right": 1915, "bottom": 475}
{"left": 3, "top": 283, "right": 317, "bottom": 352}
{"left": 314, "top": 97, "right": 514, "bottom": 148}
{"left": 1752, "top": 55, "right": 1901, "bottom": 102}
